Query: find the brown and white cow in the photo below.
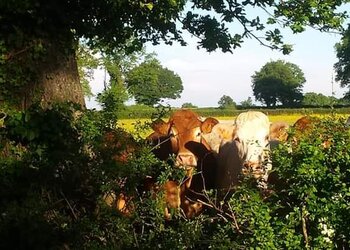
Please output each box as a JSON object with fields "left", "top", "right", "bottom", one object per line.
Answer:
{"left": 270, "top": 121, "right": 289, "bottom": 142}
{"left": 101, "top": 110, "right": 219, "bottom": 219}
{"left": 145, "top": 109, "right": 220, "bottom": 218}
{"left": 147, "top": 109, "right": 219, "bottom": 176}
{"left": 103, "top": 177, "right": 181, "bottom": 219}
{"left": 98, "top": 129, "right": 180, "bottom": 219}
{"left": 215, "top": 111, "right": 271, "bottom": 190}
{"left": 289, "top": 115, "right": 345, "bottom": 149}
{"left": 202, "top": 122, "right": 236, "bottom": 154}
{"left": 204, "top": 120, "right": 290, "bottom": 153}
{"left": 269, "top": 121, "right": 290, "bottom": 149}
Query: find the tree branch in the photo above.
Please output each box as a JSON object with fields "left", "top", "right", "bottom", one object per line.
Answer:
{"left": 301, "top": 205, "right": 310, "bottom": 249}
{"left": 4, "top": 44, "right": 37, "bottom": 61}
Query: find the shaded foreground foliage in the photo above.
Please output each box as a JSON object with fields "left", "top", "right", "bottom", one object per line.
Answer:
{"left": 0, "top": 104, "right": 349, "bottom": 249}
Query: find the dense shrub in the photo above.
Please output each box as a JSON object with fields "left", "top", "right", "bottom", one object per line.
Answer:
{"left": 270, "top": 116, "right": 350, "bottom": 249}
{"left": 0, "top": 103, "right": 98, "bottom": 249}
{"left": 0, "top": 104, "right": 349, "bottom": 249}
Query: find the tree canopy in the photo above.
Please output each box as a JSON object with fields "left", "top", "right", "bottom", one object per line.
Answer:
{"left": 1, "top": 0, "right": 349, "bottom": 109}
{"left": 334, "top": 24, "right": 350, "bottom": 99}
{"left": 251, "top": 60, "right": 305, "bottom": 107}
{"left": 302, "top": 92, "right": 350, "bottom": 106}
{"left": 1, "top": 0, "right": 347, "bottom": 54}
{"left": 126, "top": 58, "right": 183, "bottom": 106}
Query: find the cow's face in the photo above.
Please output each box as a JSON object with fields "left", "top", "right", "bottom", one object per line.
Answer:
{"left": 234, "top": 130, "right": 270, "bottom": 180}
{"left": 151, "top": 110, "right": 218, "bottom": 172}
{"left": 233, "top": 112, "right": 271, "bottom": 180}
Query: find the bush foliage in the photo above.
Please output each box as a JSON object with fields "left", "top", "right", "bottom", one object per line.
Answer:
{"left": 0, "top": 104, "right": 349, "bottom": 249}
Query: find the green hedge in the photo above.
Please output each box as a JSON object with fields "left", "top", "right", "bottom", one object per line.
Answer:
{"left": 1, "top": 104, "right": 349, "bottom": 249}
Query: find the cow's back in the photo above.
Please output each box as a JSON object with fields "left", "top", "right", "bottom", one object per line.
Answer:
{"left": 203, "top": 122, "right": 236, "bottom": 154}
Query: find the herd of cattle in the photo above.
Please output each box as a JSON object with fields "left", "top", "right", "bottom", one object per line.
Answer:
{"left": 103, "top": 109, "right": 350, "bottom": 219}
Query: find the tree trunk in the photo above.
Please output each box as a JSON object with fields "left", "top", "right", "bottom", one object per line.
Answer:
{"left": 21, "top": 40, "right": 85, "bottom": 110}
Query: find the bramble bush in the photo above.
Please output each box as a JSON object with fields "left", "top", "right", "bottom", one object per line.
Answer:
{"left": 0, "top": 104, "right": 349, "bottom": 249}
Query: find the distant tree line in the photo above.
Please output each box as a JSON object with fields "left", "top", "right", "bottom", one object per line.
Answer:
{"left": 78, "top": 26, "right": 350, "bottom": 110}
{"left": 211, "top": 59, "right": 350, "bottom": 110}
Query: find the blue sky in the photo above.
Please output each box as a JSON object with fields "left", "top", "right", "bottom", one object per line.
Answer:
{"left": 86, "top": 6, "right": 349, "bottom": 109}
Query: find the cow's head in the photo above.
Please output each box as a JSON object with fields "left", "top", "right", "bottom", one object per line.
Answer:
{"left": 232, "top": 111, "right": 271, "bottom": 181}
{"left": 150, "top": 109, "right": 218, "bottom": 173}
{"left": 269, "top": 121, "right": 289, "bottom": 142}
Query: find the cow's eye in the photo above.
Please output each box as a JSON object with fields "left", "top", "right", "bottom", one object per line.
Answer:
{"left": 169, "top": 131, "right": 176, "bottom": 137}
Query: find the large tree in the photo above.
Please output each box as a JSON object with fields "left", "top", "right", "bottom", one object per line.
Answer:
{"left": 334, "top": 24, "right": 350, "bottom": 99}
{"left": 1, "top": 1, "right": 348, "bottom": 109}
{"left": 251, "top": 60, "right": 305, "bottom": 107}
{"left": 126, "top": 58, "right": 183, "bottom": 106}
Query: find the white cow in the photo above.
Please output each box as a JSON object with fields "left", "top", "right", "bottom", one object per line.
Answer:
{"left": 215, "top": 111, "right": 271, "bottom": 189}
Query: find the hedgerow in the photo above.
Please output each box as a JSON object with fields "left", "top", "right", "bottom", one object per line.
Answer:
{"left": 0, "top": 104, "right": 349, "bottom": 249}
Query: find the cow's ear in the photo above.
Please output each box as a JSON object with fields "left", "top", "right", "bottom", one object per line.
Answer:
{"left": 151, "top": 119, "right": 171, "bottom": 135}
{"left": 201, "top": 117, "right": 219, "bottom": 134}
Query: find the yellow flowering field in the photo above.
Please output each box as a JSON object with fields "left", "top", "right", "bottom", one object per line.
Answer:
{"left": 119, "top": 113, "right": 348, "bottom": 138}
{"left": 118, "top": 114, "right": 303, "bottom": 138}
